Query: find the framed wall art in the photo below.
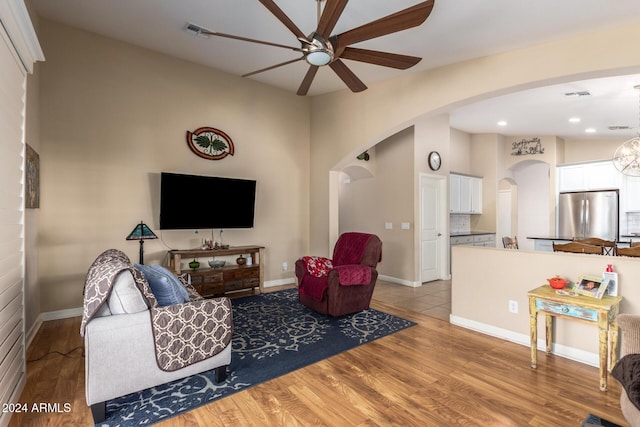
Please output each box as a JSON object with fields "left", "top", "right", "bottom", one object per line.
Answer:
{"left": 25, "top": 144, "right": 40, "bottom": 209}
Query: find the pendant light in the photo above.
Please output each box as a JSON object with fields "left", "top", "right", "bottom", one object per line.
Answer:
{"left": 613, "top": 85, "right": 640, "bottom": 176}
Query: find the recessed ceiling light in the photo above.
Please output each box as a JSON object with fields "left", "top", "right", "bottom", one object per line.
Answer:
{"left": 585, "top": 128, "right": 597, "bottom": 133}
{"left": 497, "top": 120, "right": 507, "bottom": 126}
{"left": 569, "top": 117, "right": 581, "bottom": 123}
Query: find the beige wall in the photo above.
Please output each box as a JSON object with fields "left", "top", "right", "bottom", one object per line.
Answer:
{"left": 452, "top": 246, "right": 640, "bottom": 364}
{"left": 470, "top": 134, "right": 500, "bottom": 233}
{"left": 563, "top": 138, "right": 624, "bottom": 164}
{"left": 339, "top": 127, "right": 414, "bottom": 280}
{"left": 309, "top": 21, "right": 640, "bottom": 256}
{"left": 449, "top": 128, "right": 471, "bottom": 174}
{"left": 37, "top": 21, "right": 310, "bottom": 312}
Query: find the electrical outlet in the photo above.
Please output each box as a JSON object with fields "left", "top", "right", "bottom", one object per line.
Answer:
{"left": 282, "top": 262, "right": 288, "bottom": 271}
{"left": 509, "top": 300, "right": 518, "bottom": 314}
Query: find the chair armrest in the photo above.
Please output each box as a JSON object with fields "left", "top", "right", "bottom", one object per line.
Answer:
{"left": 618, "top": 314, "right": 640, "bottom": 357}
{"left": 295, "top": 259, "right": 308, "bottom": 281}
{"left": 327, "top": 266, "right": 377, "bottom": 289}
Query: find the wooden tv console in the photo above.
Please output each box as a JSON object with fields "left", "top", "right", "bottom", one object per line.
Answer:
{"left": 168, "top": 245, "right": 264, "bottom": 298}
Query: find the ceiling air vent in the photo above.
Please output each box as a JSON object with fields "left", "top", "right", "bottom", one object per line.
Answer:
{"left": 184, "top": 22, "right": 211, "bottom": 38}
{"left": 608, "top": 126, "right": 632, "bottom": 130}
{"left": 564, "top": 91, "right": 591, "bottom": 97}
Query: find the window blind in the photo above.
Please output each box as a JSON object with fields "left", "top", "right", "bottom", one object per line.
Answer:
{"left": 0, "top": 23, "right": 28, "bottom": 427}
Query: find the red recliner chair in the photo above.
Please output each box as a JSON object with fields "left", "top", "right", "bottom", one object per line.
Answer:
{"left": 296, "top": 232, "right": 382, "bottom": 317}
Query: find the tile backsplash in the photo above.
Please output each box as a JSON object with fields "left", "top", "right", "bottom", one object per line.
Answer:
{"left": 627, "top": 212, "right": 640, "bottom": 235}
{"left": 450, "top": 214, "right": 471, "bottom": 234}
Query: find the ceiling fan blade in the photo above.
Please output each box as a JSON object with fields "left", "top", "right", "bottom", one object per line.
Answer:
{"left": 317, "top": 0, "right": 349, "bottom": 39}
{"left": 258, "top": 0, "right": 306, "bottom": 39}
{"left": 297, "top": 66, "right": 319, "bottom": 96}
{"left": 340, "top": 47, "right": 421, "bottom": 69}
{"left": 242, "top": 56, "right": 305, "bottom": 78}
{"left": 200, "top": 30, "right": 304, "bottom": 52}
{"left": 329, "top": 59, "right": 367, "bottom": 93}
{"left": 335, "top": 0, "right": 435, "bottom": 47}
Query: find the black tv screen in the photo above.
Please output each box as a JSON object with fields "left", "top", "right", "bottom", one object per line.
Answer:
{"left": 160, "top": 172, "right": 256, "bottom": 229}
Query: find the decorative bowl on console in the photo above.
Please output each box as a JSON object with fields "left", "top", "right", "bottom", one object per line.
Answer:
{"left": 208, "top": 260, "right": 226, "bottom": 269}
{"left": 547, "top": 276, "right": 568, "bottom": 289}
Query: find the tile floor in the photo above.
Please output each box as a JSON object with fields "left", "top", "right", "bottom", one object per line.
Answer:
{"left": 372, "top": 279, "right": 452, "bottom": 321}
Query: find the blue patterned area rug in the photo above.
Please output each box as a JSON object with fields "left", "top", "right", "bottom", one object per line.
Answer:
{"left": 581, "top": 414, "right": 623, "bottom": 427}
{"left": 100, "top": 288, "right": 415, "bottom": 426}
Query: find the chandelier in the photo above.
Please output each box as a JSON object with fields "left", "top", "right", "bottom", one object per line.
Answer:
{"left": 613, "top": 85, "right": 640, "bottom": 176}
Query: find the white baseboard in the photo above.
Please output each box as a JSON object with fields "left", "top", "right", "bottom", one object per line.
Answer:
{"left": 41, "top": 307, "right": 83, "bottom": 321}
{"left": 450, "top": 315, "right": 599, "bottom": 368}
{"left": 264, "top": 278, "right": 296, "bottom": 288}
{"left": 378, "top": 275, "right": 421, "bottom": 287}
{"left": 24, "top": 315, "right": 43, "bottom": 350}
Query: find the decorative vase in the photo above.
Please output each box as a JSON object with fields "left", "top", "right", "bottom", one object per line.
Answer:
{"left": 236, "top": 255, "right": 246, "bottom": 266}
{"left": 189, "top": 259, "right": 200, "bottom": 270}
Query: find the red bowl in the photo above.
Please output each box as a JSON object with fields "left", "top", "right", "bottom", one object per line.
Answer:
{"left": 548, "top": 277, "right": 568, "bottom": 289}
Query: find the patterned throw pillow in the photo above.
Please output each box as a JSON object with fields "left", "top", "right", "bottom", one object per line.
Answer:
{"left": 300, "top": 256, "right": 333, "bottom": 277}
{"left": 135, "top": 264, "right": 190, "bottom": 306}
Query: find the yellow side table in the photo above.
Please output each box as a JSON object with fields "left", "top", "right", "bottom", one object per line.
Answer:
{"left": 528, "top": 285, "right": 622, "bottom": 391}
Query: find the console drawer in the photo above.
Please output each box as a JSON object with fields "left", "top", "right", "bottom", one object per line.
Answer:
{"left": 224, "top": 280, "right": 245, "bottom": 292}
{"left": 224, "top": 267, "right": 259, "bottom": 280}
{"left": 535, "top": 299, "right": 597, "bottom": 321}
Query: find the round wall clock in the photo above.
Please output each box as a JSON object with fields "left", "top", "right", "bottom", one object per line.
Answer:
{"left": 428, "top": 151, "right": 441, "bottom": 171}
{"left": 185, "top": 127, "right": 235, "bottom": 160}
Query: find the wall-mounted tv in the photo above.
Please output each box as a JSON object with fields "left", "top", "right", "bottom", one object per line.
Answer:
{"left": 160, "top": 172, "right": 256, "bottom": 230}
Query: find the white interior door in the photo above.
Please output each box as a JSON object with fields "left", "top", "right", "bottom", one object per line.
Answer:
{"left": 420, "top": 174, "right": 443, "bottom": 282}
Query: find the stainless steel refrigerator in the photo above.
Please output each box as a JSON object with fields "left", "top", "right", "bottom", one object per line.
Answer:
{"left": 558, "top": 190, "right": 619, "bottom": 240}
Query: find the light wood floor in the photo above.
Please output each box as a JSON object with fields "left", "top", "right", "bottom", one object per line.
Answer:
{"left": 10, "top": 283, "right": 627, "bottom": 426}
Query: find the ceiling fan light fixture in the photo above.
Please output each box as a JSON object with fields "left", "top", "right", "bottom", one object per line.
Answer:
{"left": 303, "top": 32, "right": 333, "bottom": 66}
{"left": 306, "top": 50, "right": 332, "bottom": 66}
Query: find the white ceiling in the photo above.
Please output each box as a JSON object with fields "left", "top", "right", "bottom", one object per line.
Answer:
{"left": 30, "top": 0, "right": 640, "bottom": 139}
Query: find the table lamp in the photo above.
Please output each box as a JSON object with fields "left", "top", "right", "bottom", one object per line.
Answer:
{"left": 126, "top": 221, "right": 158, "bottom": 264}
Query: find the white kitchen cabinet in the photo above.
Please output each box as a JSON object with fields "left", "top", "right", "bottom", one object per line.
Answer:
{"left": 625, "top": 176, "right": 640, "bottom": 211}
{"left": 450, "top": 174, "right": 461, "bottom": 213}
{"left": 459, "top": 175, "right": 472, "bottom": 213}
{"left": 471, "top": 177, "right": 483, "bottom": 214}
{"left": 558, "top": 164, "right": 586, "bottom": 192}
{"left": 450, "top": 173, "right": 483, "bottom": 214}
{"left": 558, "top": 161, "right": 621, "bottom": 192}
{"left": 588, "top": 162, "right": 621, "bottom": 190}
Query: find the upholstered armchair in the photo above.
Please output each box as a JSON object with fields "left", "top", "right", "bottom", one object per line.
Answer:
{"left": 296, "top": 232, "right": 382, "bottom": 317}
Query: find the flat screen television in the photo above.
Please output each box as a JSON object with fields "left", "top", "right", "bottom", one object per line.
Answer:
{"left": 160, "top": 172, "right": 256, "bottom": 230}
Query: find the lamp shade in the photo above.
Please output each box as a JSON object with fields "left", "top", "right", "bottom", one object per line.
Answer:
{"left": 126, "top": 221, "right": 158, "bottom": 241}
{"left": 126, "top": 221, "right": 157, "bottom": 265}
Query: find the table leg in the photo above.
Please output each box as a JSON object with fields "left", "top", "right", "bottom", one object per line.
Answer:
{"left": 545, "top": 314, "right": 552, "bottom": 354}
{"left": 529, "top": 297, "right": 537, "bottom": 369}
{"left": 598, "top": 311, "right": 609, "bottom": 391}
{"left": 610, "top": 321, "right": 619, "bottom": 372}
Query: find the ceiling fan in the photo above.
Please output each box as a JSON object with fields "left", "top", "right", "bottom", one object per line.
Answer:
{"left": 196, "top": 0, "right": 435, "bottom": 96}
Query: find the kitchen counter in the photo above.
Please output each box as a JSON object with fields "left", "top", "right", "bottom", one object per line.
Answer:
{"left": 450, "top": 231, "right": 496, "bottom": 237}
{"left": 528, "top": 236, "right": 632, "bottom": 252}
{"left": 527, "top": 236, "right": 573, "bottom": 241}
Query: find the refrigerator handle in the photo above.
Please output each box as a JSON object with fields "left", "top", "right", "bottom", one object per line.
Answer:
{"left": 585, "top": 199, "right": 590, "bottom": 236}
{"left": 580, "top": 199, "right": 585, "bottom": 238}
